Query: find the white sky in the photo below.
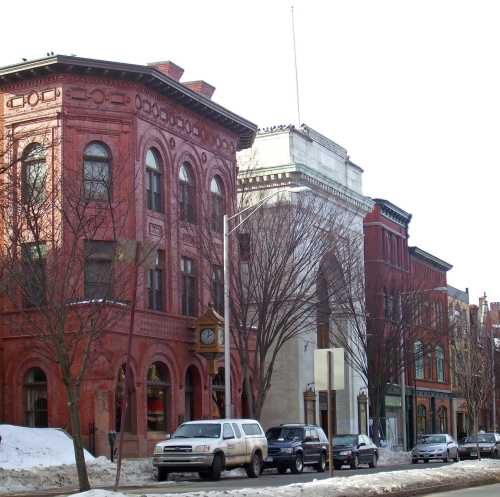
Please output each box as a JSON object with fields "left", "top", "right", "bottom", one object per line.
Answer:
{"left": 3, "top": 0, "right": 498, "bottom": 304}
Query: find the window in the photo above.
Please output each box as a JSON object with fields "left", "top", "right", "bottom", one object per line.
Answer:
{"left": 25, "top": 367, "right": 48, "bottom": 427}
{"left": 22, "top": 143, "right": 47, "bottom": 204}
{"left": 115, "top": 364, "right": 136, "bottom": 433}
{"left": 147, "top": 250, "right": 164, "bottom": 311}
{"left": 179, "top": 163, "right": 196, "bottom": 223}
{"left": 181, "top": 257, "right": 197, "bottom": 316}
{"left": 242, "top": 423, "right": 263, "bottom": 436}
{"left": 147, "top": 362, "right": 170, "bottom": 432}
{"left": 414, "top": 341, "right": 424, "bottom": 380}
{"left": 22, "top": 243, "right": 47, "bottom": 307}
{"left": 146, "top": 148, "right": 163, "bottom": 212}
{"left": 438, "top": 406, "right": 448, "bottom": 433}
{"left": 417, "top": 404, "right": 427, "bottom": 434}
{"left": 212, "top": 265, "right": 224, "bottom": 315}
{"left": 84, "top": 241, "right": 115, "bottom": 299}
{"left": 436, "top": 346, "right": 445, "bottom": 383}
{"left": 232, "top": 423, "right": 242, "bottom": 438}
{"left": 426, "top": 349, "right": 433, "bottom": 380}
{"left": 83, "top": 142, "right": 111, "bottom": 201}
{"left": 210, "top": 176, "right": 225, "bottom": 233}
{"left": 223, "top": 423, "right": 235, "bottom": 438}
{"left": 238, "top": 233, "right": 250, "bottom": 262}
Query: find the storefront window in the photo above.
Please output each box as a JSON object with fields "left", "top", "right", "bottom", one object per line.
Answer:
{"left": 147, "top": 362, "right": 170, "bottom": 431}
{"left": 417, "top": 404, "right": 427, "bottom": 434}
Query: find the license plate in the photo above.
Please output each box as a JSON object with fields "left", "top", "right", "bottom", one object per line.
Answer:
{"left": 265, "top": 456, "right": 273, "bottom": 462}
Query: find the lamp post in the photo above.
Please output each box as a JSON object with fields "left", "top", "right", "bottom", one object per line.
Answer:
{"left": 223, "top": 186, "right": 310, "bottom": 418}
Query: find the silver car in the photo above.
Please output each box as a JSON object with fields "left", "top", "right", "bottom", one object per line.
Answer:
{"left": 411, "top": 434, "right": 459, "bottom": 463}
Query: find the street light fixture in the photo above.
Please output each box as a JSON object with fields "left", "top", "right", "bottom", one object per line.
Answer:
{"left": 223, "top": 185, "right": 310, "bottom": 418}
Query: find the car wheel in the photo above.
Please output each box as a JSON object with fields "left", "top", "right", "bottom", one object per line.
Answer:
{"left": 369, "top": 454, "right": 377, "bottom": 468}
{"left": 315, "top": 451, "right": 326, "bottom": 472}
{"left": 156, "top": 466, "right": 169, "bottom": 482}
{"left": 277, "top": 464, "right": 288, "bottom": 474}
{"left": 210, "top": 453, "right": 223, "bottom": 481}
{"left": 245, "top": 452, "right": 262, "bottom": 478}
{"left": 350, "top": 455, "right": 359, "bottom": 470}
{"left": 444, "top": 451, "right": 450, "bottom": 463}
{"left": 454, "top": 453, "right": 460, "bottom": 462}
{"left": 412, "top": 458, "right": 418, "bottom": 464}
{"left": 290, "top": 453, "right": 304, "bottom": 474}
{"left": 423, "top": 458, "right": 429, "bottom": 464}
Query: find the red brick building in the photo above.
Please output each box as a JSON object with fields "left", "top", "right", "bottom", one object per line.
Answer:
{"left": 0, "top": 55, "right": 256, "bottom": 456}
{"left": 364, "top": 199, "right": 453, "bottom": 448}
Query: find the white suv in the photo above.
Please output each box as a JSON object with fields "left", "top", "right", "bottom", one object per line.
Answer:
{"left": 153, "top": 419, "right": 268, "bottom": 481}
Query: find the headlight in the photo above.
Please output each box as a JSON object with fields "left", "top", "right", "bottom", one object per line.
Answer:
{"left": 194, "top": 445, "right": 211, "bottom": 453}
{"left": 154, "top": 445, "right": 163, "bottom": 455}
{"left": 282, "top": 447, "right": 293, "bottom": 454}
{"left": 339, "top": 450, "right": 352, "bottom": 456}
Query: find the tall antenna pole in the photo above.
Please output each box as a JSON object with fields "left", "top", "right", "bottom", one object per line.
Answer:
{"left": 291, "top": 5, "right": 301, "bottom": 126}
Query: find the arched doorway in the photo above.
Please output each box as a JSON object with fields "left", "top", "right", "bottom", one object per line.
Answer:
{"left": 115, "top": 364, "right": 137, "bottom": 433}
{"left": 25, "top": 367, "right": 48, "bottom": 427}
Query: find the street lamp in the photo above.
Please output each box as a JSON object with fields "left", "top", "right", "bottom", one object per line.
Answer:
{"left": 223, "top": 185, "right": 310, "bottom": 418}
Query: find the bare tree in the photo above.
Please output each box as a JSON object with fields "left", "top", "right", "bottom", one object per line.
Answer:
{"left": 0, "top": 134, "right": 138, "bottom": 490}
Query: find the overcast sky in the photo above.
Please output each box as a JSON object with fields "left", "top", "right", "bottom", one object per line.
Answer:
{"left": 3, "top": 0, "right": 498, "bottom": 304}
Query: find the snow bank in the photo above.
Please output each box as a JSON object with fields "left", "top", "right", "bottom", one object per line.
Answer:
{"left": 0, "top": 425, "right": 95, "bottom": 469}
{"left": 377, "top": 447, "right": 411, "bottom": 466}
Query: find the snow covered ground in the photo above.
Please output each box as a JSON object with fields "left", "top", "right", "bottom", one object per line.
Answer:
{"left": 378, "top": 447, "right": 412, "bottom": 466}
{"left": 63, "top": 460, "right": 500, "bottom": 497}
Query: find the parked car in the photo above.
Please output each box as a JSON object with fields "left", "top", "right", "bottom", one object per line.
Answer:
{"left": 263, "top": 424, "right": 328, "bottom": 474}
{"left": 458, "top": 433, "right": 500, "bottom": 459}
{"left": 331, "top": 434, "right": 378, "bottom": 469}
{"left": 411, "top": 434, "right": 459, "bottom": 463}
{"left": 152, "top": 419, "right": 268, "bottom": 481}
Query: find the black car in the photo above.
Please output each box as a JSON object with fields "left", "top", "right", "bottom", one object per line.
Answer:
{"left": 264, "top": 424, "right": 328, "bottom": 474}
{"left": 458, "top": 433, "right": 500, "bottom": 459}
{"left": 332, "top": 434, "right": 378, "bottom": 469}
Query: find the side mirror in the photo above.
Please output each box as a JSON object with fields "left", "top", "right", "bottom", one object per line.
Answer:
{"left": 358, "top": 442, "right": 366, "bottom": 448}
{"left": 165, "top": 434, "right": 171, "bottom": 440}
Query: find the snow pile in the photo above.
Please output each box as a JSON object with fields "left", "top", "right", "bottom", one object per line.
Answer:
{"left": 0, "top": 425, "right": 95, "bottom": 469}
{"left": 65, "top": 459, "right": 500, "bottom": 497}
{"left": 377, "top": 447, "right": 411, "bottom": 466}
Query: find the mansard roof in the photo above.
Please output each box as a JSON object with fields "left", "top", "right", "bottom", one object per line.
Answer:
{"left": 0, "top": 55, "right": 257, "bottom": 150}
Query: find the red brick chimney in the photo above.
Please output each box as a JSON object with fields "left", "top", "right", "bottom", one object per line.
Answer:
{"left": 148, "top": 61, "right": 184, "bottom": 81}
{"left": 183, "top": 81, "right": 216, "bottom": 99}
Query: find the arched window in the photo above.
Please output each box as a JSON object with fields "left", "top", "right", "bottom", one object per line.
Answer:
{"left": 145, "top": 148, "right": 163, "bottom": 212}
{"left": 115, "top": 364, "right": 136, "bottom": 433}
{"left": 414, "top": 341, "right": 424, "bottom": 380}
{"left": 22, "top": 143, "right": 47, "bottom": 204}
{"left": 83, "top": 142, "right": 111, "bottom": 201}
{"left": 25, "top": 367, "right": 48, "bottom": 427}
{"left": 210, "top": 176, "right": 225, "bottom": 233}
{"left": 438, "top": 406, "right": 448, "bottom": 433}
{"left": 179, "top": 162, "right": 196, "bottom": 223}
{"left": 436, "top": 346, "right": 445, "bottom": 383}
{"left": 147, "top": 362, "right": 170, "bottom": 431}
{"left": 417, "top": 404, "right": 427, "bottom": 434}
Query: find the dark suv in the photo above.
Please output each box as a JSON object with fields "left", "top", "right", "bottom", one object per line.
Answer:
{"left": 263, "top": 424, "right": 328, "bottom": 474}
{"left": 332, "top": 434, "right": 378, "bottom": 469}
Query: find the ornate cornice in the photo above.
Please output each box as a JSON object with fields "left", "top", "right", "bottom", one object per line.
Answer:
{"left": 409, "top": 246, "right": 453, "bottom": 272}
{"left": 373, "top": 198, "right": 412, "bottom": 228}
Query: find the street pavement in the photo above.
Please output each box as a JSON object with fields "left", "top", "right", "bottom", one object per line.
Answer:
{"left": 123, "top": 462, "right": 451, "bottom": 495}
{"left": 421, "top": 483, "right": 500, "bottom": 496}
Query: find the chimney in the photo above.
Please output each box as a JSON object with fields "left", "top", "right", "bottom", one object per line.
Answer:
{"left": 183, "top": 80, "right": 216, "bottom": 99}
{"left": 148, "top": 61, "right": 184, "bottom": 81}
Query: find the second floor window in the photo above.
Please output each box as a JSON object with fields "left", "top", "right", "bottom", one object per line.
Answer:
{"left": 22, "top": 143, "right": 47, "bottom": 205}
{"left": 148, "top": 250, "right": 164, "bottom": 311}
{"left": 212, "top": 265, "right": 224, "bottom": 315}
{"left": 146, "top": 148, "right": 163, "bottom": 212}
{"left": 436, "top": 345, "right": 445, "bottom": 383}
{"left": 84, "top": 240, "right": 115, "bottom": 299}
{"left": 210, "top": 176, "right": 225, "bottom": 233}
{"left": 84, "top": 142, "right": 111, "bottom": 201}
{"left": 179, "top": 163, "right": 196, "bottom": 224}
{"left": 22, "top": 243, "right": 47, "bottom": 307}
{"left": 414, "top": 340, "right": 424, "bottom": 380}
{"left": 181, "top": 256, "right": 197, "bottom": 316}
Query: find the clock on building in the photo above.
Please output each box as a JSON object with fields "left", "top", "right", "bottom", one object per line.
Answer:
{"left": 200, "top": 327, "right": 216, "bottom": 345}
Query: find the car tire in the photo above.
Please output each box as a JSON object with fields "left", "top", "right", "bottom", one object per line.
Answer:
{"left": 423, "top": 458, "right": 429, "bottom": 464}
{"left": 277, "top": 464, "right": 288, "bottom": 474}
{"left": 444, "top": 451, "right": 450, "bottom": 463}
{"left": 412, "top": 459, "right": 418, "bottom": 464}
{"left": 315, "top": 452, "right": 326, "bottom": 472}
{"left": 290, "top": 453, "right": 304, "bottom": 474}
{"left": 454, "top": 453, "right": 460, "bottom": 462}
{"left": 209, "top": 453, "right": 223, "bottom": 481}
{"left": 156, "top": 466, "right": 169, "bottom": 482}
{"left": 245, "top": 452, "right": 262, "bottom": 478}
{"left": 369, "top": 454, "right": 377, "bottom": 468}
{"left": 350, "top": 455, "right": 359, "bottom": 470}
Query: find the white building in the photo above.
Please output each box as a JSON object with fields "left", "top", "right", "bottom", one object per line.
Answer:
{"left": 237, "top": 124, "right": 373, "bottom": 433}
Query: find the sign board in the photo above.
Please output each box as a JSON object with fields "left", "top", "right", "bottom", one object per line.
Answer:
{"left": 314, "top": 348, "right": 344, "bottom": 391}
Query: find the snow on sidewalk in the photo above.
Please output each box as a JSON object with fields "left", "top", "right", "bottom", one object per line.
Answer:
{"left": 377, "top": 447, "right": 412, "bottom": 466}
{"left": 63, "top": 459, "right": 500, "bottom": 497}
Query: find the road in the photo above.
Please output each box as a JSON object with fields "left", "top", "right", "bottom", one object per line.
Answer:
{"left": 123, "top": 462, "right": 451, "bottom": 495}
{"left": 421, "top": 483, "right": 500, "bottom": 496}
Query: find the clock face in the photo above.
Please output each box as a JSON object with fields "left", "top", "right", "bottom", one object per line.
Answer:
{"left": 200, "top": 327, "right": 216, "bottom": 345}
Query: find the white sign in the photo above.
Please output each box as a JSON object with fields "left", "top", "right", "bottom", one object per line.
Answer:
{"left": 314, "top": 348, "right": 344, "bottom": 391}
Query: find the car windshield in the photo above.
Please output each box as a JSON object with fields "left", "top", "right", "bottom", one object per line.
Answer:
{"left": 465, "top": 434, "right": 495, "bottom": 443}
{"left": 173, "top": 423, "right": 221, "bottom": 439}
{"left": 419, "top": 435, "right": 447, "bottom": 444}
{"left": 266, "top": 427, "right": 304, "bottom": 441}
{"left": 333, "top": 435, "right": 358, "bottom": 446}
